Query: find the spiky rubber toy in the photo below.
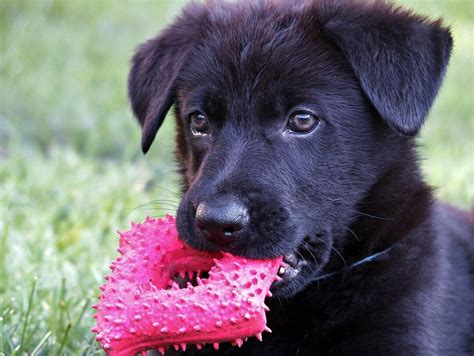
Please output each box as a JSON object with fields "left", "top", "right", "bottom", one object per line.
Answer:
{"left": 92, "top": 215, "right": 283, "bottom": 355}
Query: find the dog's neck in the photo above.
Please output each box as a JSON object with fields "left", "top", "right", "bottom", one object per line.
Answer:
{"left": 330, "top": 151, "right": 433, "bottom": 270}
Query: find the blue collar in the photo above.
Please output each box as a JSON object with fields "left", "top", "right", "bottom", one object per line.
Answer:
{"left": 313, "top": 247, "right": 393, "bottom": 282}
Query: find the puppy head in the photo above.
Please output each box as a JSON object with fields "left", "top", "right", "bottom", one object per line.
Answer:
{"left": 128, "top": 0, "right": 452, "bottom": 297}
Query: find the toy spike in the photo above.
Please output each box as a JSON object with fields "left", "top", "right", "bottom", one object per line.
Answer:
{"left": 93, "top": 216, "right": 282, "bottom": 354}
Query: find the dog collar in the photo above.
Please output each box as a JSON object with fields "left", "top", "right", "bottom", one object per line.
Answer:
{"left": 313, "top": 247, "right": 393, "bottom": 282}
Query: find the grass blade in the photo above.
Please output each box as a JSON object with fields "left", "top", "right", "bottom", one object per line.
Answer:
{"left": 19, "top": 277, "right": 37, "bottom": 353}
{"left": 0, "top": 316, "right": 4, "bottom": 354}
{"left": 31, "top": 331, "right": 51, "bottom": 356}
{"left": 73, "top": 299, "right": 90, "bottom": 334}
{"left": 0, "top": 222, "right": 9, "bottom": 294}
{"left": 57, "top": 322, "right": 71, "bottom": 356}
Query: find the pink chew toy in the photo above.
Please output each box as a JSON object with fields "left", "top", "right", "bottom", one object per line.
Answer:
{"left": 92, "top": 215, "right": 283, "bottom": 355}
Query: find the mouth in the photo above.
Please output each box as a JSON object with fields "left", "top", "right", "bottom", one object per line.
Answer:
{"left": 271, "top": 251, "right": 309, "bottom": 293}
{"left": 270, "top": 235, "right": 325, "bottom": 295}
{"left": 275, "top": 251, "right": 306, "bottom": 283}
{"left": 178, "top": 197, "right": 327, "bottom": 296}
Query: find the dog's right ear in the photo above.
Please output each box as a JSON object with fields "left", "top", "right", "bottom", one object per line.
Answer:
{"left": 318, "top": 1, "right": 452, "bottom": 136}
{"left": 128, "top": 5, "right": 203, "bottom": 154}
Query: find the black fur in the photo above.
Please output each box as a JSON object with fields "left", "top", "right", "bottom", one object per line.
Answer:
{"left": 128, "top": 0, "right": 473, "bottom": 354}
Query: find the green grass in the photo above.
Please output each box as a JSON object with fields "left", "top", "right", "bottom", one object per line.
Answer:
{"left": 0, "top": 0, "right": 472, "bottom": 354}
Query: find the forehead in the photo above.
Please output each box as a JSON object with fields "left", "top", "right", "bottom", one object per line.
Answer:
{"left": 176, "top": 4, "right": 353, "bottom": 114}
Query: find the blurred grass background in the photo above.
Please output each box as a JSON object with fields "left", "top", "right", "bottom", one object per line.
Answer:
{"left": 0, "top": 0, "right": 472, "bottom": 354}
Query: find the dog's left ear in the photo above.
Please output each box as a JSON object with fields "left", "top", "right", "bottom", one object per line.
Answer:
{"left": 128, "top": 32, "right": 187, "bottom": 154}
{"left": 320, "top": 2, "right": 453, "bottom": 136}
{"left": 128, "top": 4, "right": 204, "bottom": 153}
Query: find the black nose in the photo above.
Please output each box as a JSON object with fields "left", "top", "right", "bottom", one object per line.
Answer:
{"left": 195, "top": 198, "right": 249, "bottom": 245}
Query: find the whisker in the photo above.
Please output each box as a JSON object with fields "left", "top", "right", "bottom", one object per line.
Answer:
{"left": 143, "top": 184, "right": 180, "bottom": 196}
{"left": 341, "top": 224, "right": 360, "bottom": 241}
{"left": 148, "top": 214, "right": 173, "bottom": 220}
{"left": 132, "top": 207, "right": 177, "bottom": 212}
{"left": 330, "top": 246, "right": 347, "bottom": 268}
{"left": 145, "top": 198, "right": 181, "bottom": 204}
{"left": 353, "top": 210, "right": 393, "bottom": 221}
{"left": 357, "top": 199, "right": 394, "bottom": 205}
{"left": 300, "top": 242, "right": 318, "bottom": 264}
{"left": 298, "top": 242, "right": 318, "bottom": 276}
{"left": 136, "top": 202, "right": 179, "bottom": 209}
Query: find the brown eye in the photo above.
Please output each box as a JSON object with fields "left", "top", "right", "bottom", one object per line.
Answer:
{"left": 189, "top": 112, "right": 210, "bottom": 135}
{"left": 287, "top": 111, "right": 320, "bottom": 133}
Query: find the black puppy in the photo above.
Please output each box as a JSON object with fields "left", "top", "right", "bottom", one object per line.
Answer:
{"left": 128, "top": 0, "right": 473, "bottom": 354}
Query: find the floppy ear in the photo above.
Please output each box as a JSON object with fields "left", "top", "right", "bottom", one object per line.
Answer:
{"left": 128, "top": 5, "right": 203, "bottom": 153}
{"left": 320, "top": 2, "right": 453, "bottom": 135}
